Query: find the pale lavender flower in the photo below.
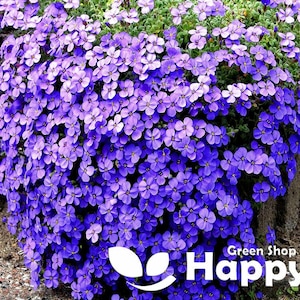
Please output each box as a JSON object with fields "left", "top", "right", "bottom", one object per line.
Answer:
{"left": 101, "top": 82, "right": 118, "bottom": 100}
{"left": 189, "top": 25, "right": 207, "bottom": 36}
{"left": 24, "top": 48, "right": 41, "bottom": 67}
{"left": 5, "top": 10, "right": 24, "bottom": 28}
{"left": 122, "top": 9, "right": 139, "bottom": 23}
{"left": 107, "top": 114, "right": 124, "bottom": 135}
{"left": 79, "top": 161, "right": 95, "bottom": 182}
{"left": 188, "top": 34, "right": 206, "bottom": 50}
{"left": 139, "top": 94, "right": 157, "bottom": 116}
{"left": 11, "top": 76, "right": 26, "bottom": 98}
{"left": 170, "top": 8, "right": 183, "bottom": 25}
{"left": 137, "top": 0, "right": 154, "bottom": 14}
{"left": 245, "top": 26, "right": 263, "bottom": 43}
{"left": 189, "top": 83, "right": 204, "bottom": 102}
{"left": 104, "top": 7, "right": 121, "bottom": 25}
{"left": 146, "top": 35, "right": 164, "bottom": 53}
{"left": 63, "top": 0, "right": 80, "bottom": 9}
{"left": 86, "top": 224, "right": 102, "bottom": 243}
{"left": 277, "top": 7, "right": 295, "bottom": 24}
{"left": 0, "top": 69, "right": 10, "bottom": 92}
{"left": 119, "top": 80, "right": 134, "bottom": 98}
{"left": 222, "top": 85, "right": 242, "bottom": 103}
{"left": 84, "top": 108, "right": 103, "bottom": 130}
{"left": 174, "top": 117, "right": 194, "bottom": 138}
{"left": 141, "top": 53, "right": 161, "bottom": 70}
{"left": 258, "top": 80, "right": 276, "bottom": 96}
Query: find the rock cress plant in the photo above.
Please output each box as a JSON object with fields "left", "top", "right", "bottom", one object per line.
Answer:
{"left": 0, "top": 0, "right": 300, "bottom": 299}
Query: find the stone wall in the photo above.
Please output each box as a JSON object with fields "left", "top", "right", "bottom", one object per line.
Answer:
{"left": 283, "top": 155, "right": 300, "bottom": 236}
{"left": 257, "top": 155, "right": 300, "bottom": 240}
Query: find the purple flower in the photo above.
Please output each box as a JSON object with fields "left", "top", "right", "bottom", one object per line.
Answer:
{"left": 199, "top": 181, "right": 217, "bottom": 201}
{"left": 245, "top": 150, "right": 264, "bottom": 174}
{"left": 240, "top": 224, "right": 255, "bottom": 243}
{"left": 193, "top": 2, "right": 211, "bottom": 21}
{"left": 245, "top": 26, "right": 263, "bottom": 42}
{"left": 71, "top": 282, "right": 81, "bottom": 299}
{"left": 11, "top": 76, "right": 26, "bottom": 98}
{"left": 165, "top": 178, "right": 182, "bottom": 202}
{"left": 139, "top": 94, "right": 157, "bottom": 116}
{"left": 205, "top": 124, "right": 222, "bottom": 145}
{"left": 44, "top": 269, "right": 59, "bottom": 288}
{"left": 101, "top": 82, "right": 118, "bottom": 100}
{"left": 204, "top": 285, "right": 220, "bottom": 300}
{"left": 266, "top": 226, "right": 276, "bottom": 245}
{"left": 101, "top": 64, "right": 119, "bottom": 84}
{"left": 119, "top": 80, "right": 134, "bottom": 98}
{"left": 277, "top": 8, "right": 295, "bottom": 24}
{"left": 24, "top": 251, "right": 41, "bottom": 272}
{"left": 122, "top": 9, "right": 139, "bottom": 24}
{"left": 112, "top": 295, "right": 124, "bottom": 300}
{"left": 164, "top": 27, "right": 177, "bottom": 41}
{"left": 145, "top": 128, "right": 162, "bottom": 150}
{"left": 189, "top": 82, "right": 205, "bottom": 102}
{"left": 213, "top": 219, "right": 231, "bottom": 239}
{"left": 52, "top": 252, "right": 63, "bottom": 270}
{"left": 5, "top": 10, "right": 24, "bottom": 28}
{"left": 196, "top": 208, "right": 216, "bottom": 232}
{"left": 252, "top": 61, "right": 268, "bottom": 81}
{"left": 216, "top": 195, "right": 235, "bottom": 217}
{"left": 138, "top": 177, "right": 158, "bottom": 199}
{"left": 253, "top": 182, "right": 271, "bottom": 202}
{"left": 237, "top": 56, "right": 252, "bottom": 74}
{"left": 220, "top": 151, "right": 236, "bottom": 171}
{"left": 104, "top": 7, "right": 121, "bottom": 25}
{"left": 0, "top": 68, "right": 10, "bottom": 92}
{"left": 236, "top": 200, "right": 253, "bottom": 223}
{"left": 174, "top": 117, "right": 194, "bottom": 138}
{"left": 181, "top": 199, "right": 200, "bottom": 223}
{"left": 79, "top": 161, "right": 95, "bottom": 182}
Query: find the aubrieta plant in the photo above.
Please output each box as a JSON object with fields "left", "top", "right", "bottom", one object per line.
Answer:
{"left": 0, "top": 0, "right": 300, "bottom": 299}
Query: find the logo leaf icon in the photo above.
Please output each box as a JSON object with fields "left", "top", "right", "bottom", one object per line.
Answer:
{"left": 108, "top": 247, "right": 143, "bottom": 278}
{"left": 146, "top": 252, "right": 170, "bottom": 276}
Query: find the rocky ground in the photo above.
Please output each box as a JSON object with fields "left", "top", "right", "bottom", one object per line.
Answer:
{"left": 0, "top": 200, "right": 73, "bottom": 300}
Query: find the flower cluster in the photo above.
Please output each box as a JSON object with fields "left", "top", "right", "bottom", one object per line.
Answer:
{"left": 261, "top": 0, "right": 300, "bottom": 67}
{"left": 0, "top": 0, "right": 41, "bottom": 30}
{"left": 104, "top": 0, "right": 155, "bottom": 25}
{"left": 0, "top": 0, "right": 300, "bottom": 299}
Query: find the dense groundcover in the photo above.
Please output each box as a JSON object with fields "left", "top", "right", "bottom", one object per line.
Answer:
{"left": 0, "top": 0, "right": 300, "bottom": 299}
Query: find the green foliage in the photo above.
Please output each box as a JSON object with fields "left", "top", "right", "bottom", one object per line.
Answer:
{"left": 38, "top": 0, "right": 299, "bottom": 84}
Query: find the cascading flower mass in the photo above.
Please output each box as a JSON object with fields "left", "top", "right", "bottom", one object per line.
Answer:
{"left": 0, "top": 0, "right": 300, "bottom": 299}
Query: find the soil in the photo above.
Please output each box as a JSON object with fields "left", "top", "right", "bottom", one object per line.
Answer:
{"left": 0, "top": 199, "right": 73, "bottom": 300}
